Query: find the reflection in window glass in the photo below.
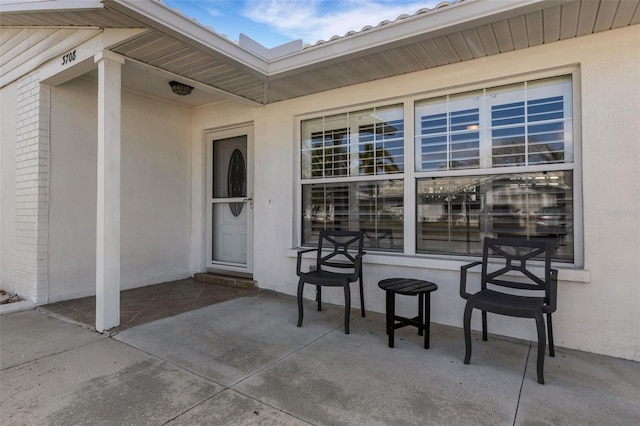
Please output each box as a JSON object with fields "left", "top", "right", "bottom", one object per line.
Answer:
{"left": 416, "top": 171, "right": 573, "bottom": 262}
{"left": 302, "top": 181, "right": 404, "bottom": 251}
{"left": 355, "top": 105, "right": 404, "bottom": 177}
{"left": 301, "top": 105, "right": 404, "bottom": 179}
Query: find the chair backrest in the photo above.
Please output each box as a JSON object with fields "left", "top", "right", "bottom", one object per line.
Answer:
{"left": 317, "top": 230, "right": 364, "bottom": 270}
{"left": 480, "top": 237, "right": 555, "bottom": 299}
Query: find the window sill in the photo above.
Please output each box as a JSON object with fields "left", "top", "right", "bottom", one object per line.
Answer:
{"left": 287, "top": 248, "right": 590, "bottom": 283}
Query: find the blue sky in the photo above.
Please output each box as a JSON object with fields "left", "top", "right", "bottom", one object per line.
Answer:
{"left": 163, "top": 0, "right": 441, "bottom": 48}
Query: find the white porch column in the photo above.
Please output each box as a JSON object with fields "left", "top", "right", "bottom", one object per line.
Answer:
{"left": 94, "top": 51, "right": 124, "bottom": 332}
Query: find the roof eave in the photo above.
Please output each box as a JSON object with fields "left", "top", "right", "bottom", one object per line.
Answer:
{"left": 0, "top": 0, "right": 104, "bottom": 14}
{"left": 104, "top": 0, "right": 269, "bottom": 76}
{"left": 267, "top": 0, "right": 573, "bottom": 76}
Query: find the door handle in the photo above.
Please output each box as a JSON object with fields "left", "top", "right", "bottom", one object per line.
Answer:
{"left": 243, "top": 193, "right": 253, "bottom": 209}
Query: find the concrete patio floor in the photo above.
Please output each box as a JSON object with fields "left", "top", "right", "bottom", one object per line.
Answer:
{"left": 1, "top": 290, "right": 639, "bottom": 425}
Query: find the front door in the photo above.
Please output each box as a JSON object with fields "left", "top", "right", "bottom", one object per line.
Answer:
{"left": 206, "top": 126, "right": 253, "bottom": 275}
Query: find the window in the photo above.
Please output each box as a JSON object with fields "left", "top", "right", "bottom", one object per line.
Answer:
{"left": 416, "top": 171, "right": 573, "bottom": 261}
{"left": 301, "top": 105, "right": 404, "bottom": 250}
{"left": 300, "top": 75, "right": 577, "bottom": 262}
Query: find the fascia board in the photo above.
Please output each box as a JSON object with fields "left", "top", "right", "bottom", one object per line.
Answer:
{"left": 0, "top": 1, "right": 103, "bottom": 13}
{"left": 105, "top": 0, "right": 268, "bottom": 77}
{"left": 1, "top": 28, "right": 97, "bottom": 81}
{"left": 37, "top": 28, "right": 147, "bottom": 86}
{"left": 1, "top": 28, "right": 101, "bottom": 88}
{"left": 267, "top": 0, "right": 572, "bottom": 77}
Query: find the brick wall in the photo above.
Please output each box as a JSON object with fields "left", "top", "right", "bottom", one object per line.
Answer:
{"left": 14, "top": 73, "right": 49, "bottom": 304}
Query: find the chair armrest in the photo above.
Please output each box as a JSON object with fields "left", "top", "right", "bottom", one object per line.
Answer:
{"left": 460, "top": 261, "right": 482, "bottom": 299}
{"left": 353, "top": 252, "right": 366, "bottom": 280}
{"left": 296, "top": 248, "right": 318, "bottom": 276}
{"left": 545, "top": 268, "right": 559, "bottom": 313}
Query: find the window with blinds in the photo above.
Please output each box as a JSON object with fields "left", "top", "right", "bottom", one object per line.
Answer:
{"left": 415, "top": 92, "right": 481, "bottom": 171}
{"left": 299, "top": 74, "right": 576, "bottom": 262}
{"left": 301, "top": 105, "right": 404, "bottom": 250}
{"left": 413, "top": 75, "right": 575, "bottom": 262}
{"left": 415, "top": 76, "right": 572, "bottom": 171}
{"left": 489, "top": 78, "right": 571, "bottom": 167}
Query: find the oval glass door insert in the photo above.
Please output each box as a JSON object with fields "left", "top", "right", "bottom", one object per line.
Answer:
{"left": 228, "top": 148, "right": 246, "bottom": 217}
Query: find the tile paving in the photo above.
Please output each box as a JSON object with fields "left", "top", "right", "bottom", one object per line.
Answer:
{"left": 39, "top": 277, "right": 258, "bottom": 333}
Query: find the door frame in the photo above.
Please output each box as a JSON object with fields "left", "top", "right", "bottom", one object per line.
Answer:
{"left": 205, "top": 124, "right": 254, "bottom": 276}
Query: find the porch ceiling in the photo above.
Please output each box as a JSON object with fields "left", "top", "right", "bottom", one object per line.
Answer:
{"left": 1, "top": 0, "right": 639, "bottom": 106}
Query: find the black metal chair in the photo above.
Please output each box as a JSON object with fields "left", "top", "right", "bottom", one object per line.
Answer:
{"left": 296, "top": 230, "right": 365, "bottom": 334}
{"left": 460, "top": 237, "right": 558, "bottom": 384}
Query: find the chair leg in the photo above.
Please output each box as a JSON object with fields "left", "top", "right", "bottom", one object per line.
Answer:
{"left": 535, "top": 312, "right": 547, "bottom": 384}
{"left": 316, "top": 285, "right": 322, "bottom": 311}
{"left": 481, "top": 310, "right": 488, "bottom": 341}
{"left": 343, "top": 283, "right": 351, "bottom": 334}
{"left": 547, "top": 312, "right": 555, "bottom": 357}
{"left": 385, "top": 291, "right": 391, "bottom": 336}
{"left": 388, "top": 291, "right": 395, "bottom": 348}
{"left": 424, "top": 292, "right": 431, "bottom": 349}
{"left": 359, "top": 276, "right": 366, "bottom": 318}
{"left": 417, "top": 293, "right": 424, "bottom": 336}
{"left": 297, "top": 280, "right": 304, "bottom": 327}
{"left": 463, "top": 303, "right": 474, "bottom": 364}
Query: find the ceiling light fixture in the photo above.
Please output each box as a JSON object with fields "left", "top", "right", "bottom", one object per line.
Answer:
{"left": 169, "top": 80, "right": 193, "bottom": 96}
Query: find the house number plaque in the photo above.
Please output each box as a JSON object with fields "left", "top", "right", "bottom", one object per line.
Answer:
{"left": 61, "top": 50, "right": 77, "bottom": 65}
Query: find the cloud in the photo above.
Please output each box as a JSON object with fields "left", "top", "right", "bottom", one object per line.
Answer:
{"left": 242, "top": 0, "right": 439, "bottom": 44}
{"left": 191, "top": 0, "right": 223, "bottom": 18}
{"left": 204, "top": 7, "right": 222, "bottom": 18}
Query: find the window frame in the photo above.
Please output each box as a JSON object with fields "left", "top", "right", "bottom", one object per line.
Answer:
{"left": 294, "top": 66, "right": 583, "bottom": 268}
{"left": 298, "top": 104, "right": 406, "bottom": 251}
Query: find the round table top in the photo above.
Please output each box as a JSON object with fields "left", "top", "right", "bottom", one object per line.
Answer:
{"left": 378, "top": 278, "right": 438, "bottom": 295}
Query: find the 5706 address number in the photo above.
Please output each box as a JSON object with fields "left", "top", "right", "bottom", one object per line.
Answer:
{"left": 61, "top": 50, "right": 76, "bottom": 65}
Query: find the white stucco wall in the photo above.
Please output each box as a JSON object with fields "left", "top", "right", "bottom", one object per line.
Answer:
{"left": 48, "top": 76, "right": 192, "bottom": 302}
{"left": 193, "top": 25, "right": 640, "bottom": 361}
{"left": 0, "top": 82, "right": 17, "bottom": 293}
{"left": 3, "top": 22, "right": 631, "bottom": 359}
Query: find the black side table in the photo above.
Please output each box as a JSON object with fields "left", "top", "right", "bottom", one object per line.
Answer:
{"left": 378, "top": 278, "right": 438, "bottom": 349}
